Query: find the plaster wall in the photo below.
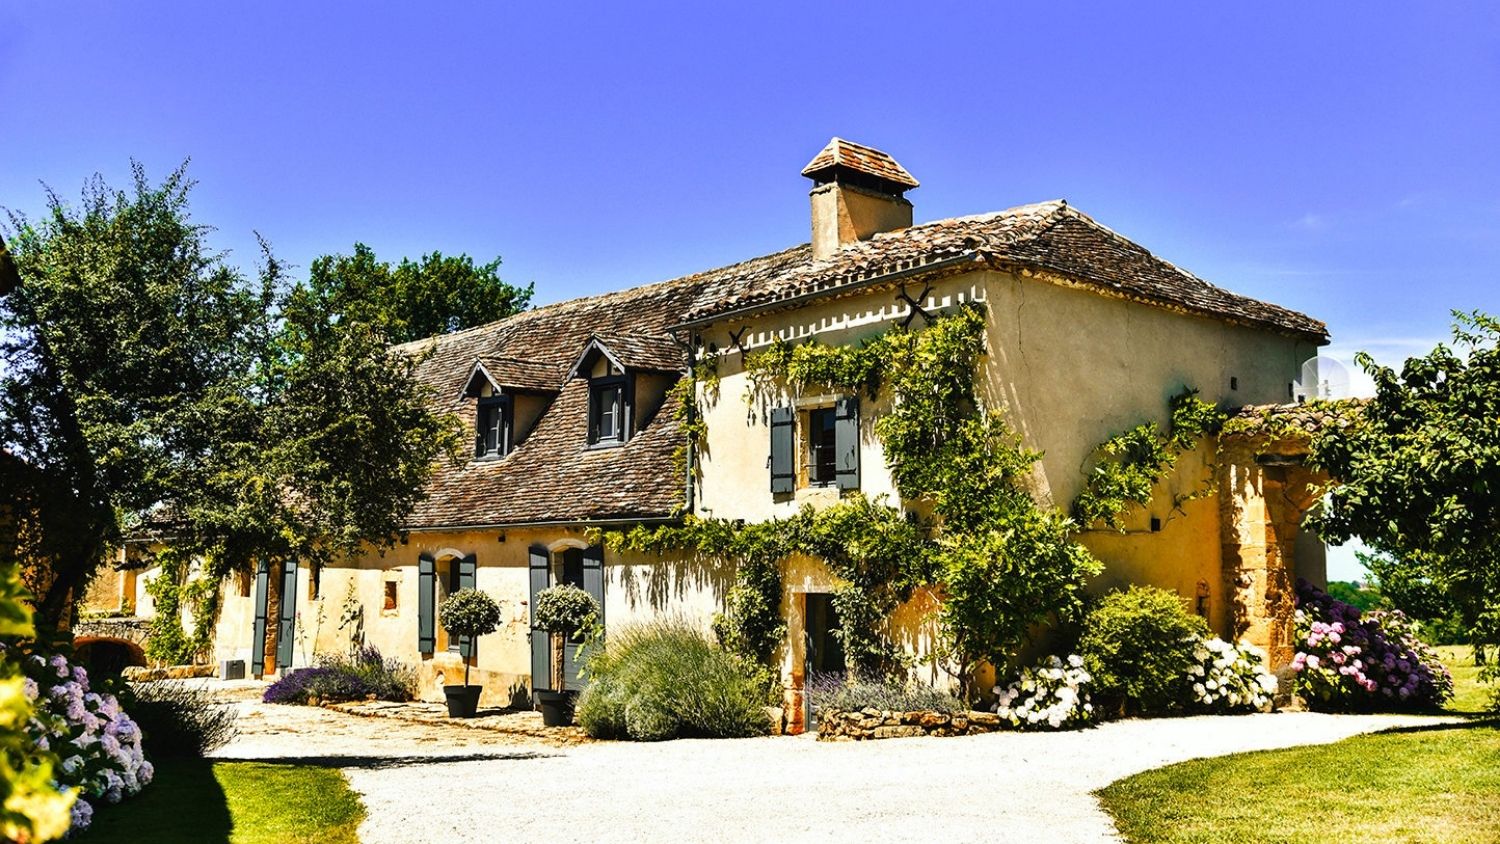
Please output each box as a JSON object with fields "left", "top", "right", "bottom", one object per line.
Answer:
{"left": 205, "top": 527, "right": 730, "bottom": 704}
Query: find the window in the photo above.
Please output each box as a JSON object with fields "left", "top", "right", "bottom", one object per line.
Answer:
{"left": 445, "top": 560, "right": 463, "bottom": 652}
{"left": 474, "top": 395, "right": 511, "bottom": 459}
{"left": 589, "top": 376, "right": 627, "bottom": 445}
{"left": 807, "top": 407, "right": 838, "bottom": 486}
{"left": 383, "top": 581, "right": 398, "bottom": 611}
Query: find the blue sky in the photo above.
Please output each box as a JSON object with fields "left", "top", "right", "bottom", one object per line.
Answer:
{"left": 3, "top": 4, "right": 1497, "bottom": 579}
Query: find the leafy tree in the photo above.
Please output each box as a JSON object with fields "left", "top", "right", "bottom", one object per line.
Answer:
{"left": 305, "top": 244, "right": 531, "bottom": 345}
{"left": 1325, "top": 576, "right": 1385, "bottom": 613}
{"left": 1309, "top": 311, "right": 1500, "bottom": 669}
{"left": 2, "top": 163, "right": 462, "bottom": 627}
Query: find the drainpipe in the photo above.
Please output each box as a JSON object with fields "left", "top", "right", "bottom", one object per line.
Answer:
{"left": 671, "top": 328, "right": 697, "bottom": 516}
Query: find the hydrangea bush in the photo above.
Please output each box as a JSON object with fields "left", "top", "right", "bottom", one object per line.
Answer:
{"left": 1293, "top": 579, "right": 1452, "bottom": 711}
{"left": 20, "top": 651, "right": 153, "bottom": 834}
{"left": 1186, "top": 637, "right": 1277, "bottom": 713}
{"left": 993, "top": 655, "right": 1095, "bottom": 730}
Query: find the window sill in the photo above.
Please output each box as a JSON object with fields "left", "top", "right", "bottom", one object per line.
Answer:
{"left": 472, "top": 452, "right": 510, "bottom": 464}
{"left": 587, "top": 439, "right": 626, "bottom": 451}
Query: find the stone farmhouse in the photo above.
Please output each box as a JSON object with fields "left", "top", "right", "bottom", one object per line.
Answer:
{"left": 86, "top": 139, "right": 1333, "bottom": 727}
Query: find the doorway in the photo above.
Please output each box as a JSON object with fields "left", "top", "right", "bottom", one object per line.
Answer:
{"left": 804, "top": 592, "right": 844, "bottom": 730}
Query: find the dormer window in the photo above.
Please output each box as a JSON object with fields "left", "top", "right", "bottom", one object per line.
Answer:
{"left": 589, "top": 374, "right": 628, "bottom": 445}
{"left": 475, "top": 394, "right": 512, "bottom": 459}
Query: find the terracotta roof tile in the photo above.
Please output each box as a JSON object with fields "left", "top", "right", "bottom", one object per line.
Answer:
{"left": 801, "top": 138, "right": 920, "bottom": 189}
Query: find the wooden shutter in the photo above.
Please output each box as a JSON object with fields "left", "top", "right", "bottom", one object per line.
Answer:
{"left": 417, "top": 553, "right": 435, "bottom": 654}
{"left": 458, "top": 553, "right": 477, "bottom": 657}
{"left": 769, "top": 406, "right": 795, "bottom": 494}
{"left": 277, "top": 560, "right": 299, "bottom": 669}
{"left": 621, "top": 375, "right": 636, "bottom": 443}
{"left": 571, "top": 545, "right": 605, "bottom": 692}
{"left": 251, "top": 559, "right": 269, "bottom": 676}
{"left": 473, "top": 406, "right": 486, "bottom": 457}
{"left": 528, "top": 545, "right": 551, "bottom": 693}
{"left": 835, "top": 396, "right": 861, "bottom": 491}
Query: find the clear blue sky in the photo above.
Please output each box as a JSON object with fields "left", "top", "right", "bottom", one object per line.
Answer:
{"left": 3, "top": 4, "right": 1497, "bottom": 579}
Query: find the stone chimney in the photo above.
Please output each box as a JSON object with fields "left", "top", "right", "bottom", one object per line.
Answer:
{"left": 802, "top": 138, "right": 919, "bottom": 261}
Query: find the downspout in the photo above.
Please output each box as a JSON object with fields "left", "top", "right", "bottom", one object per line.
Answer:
{"left": 671, "top": 328, "right": 697, "bottom": 516}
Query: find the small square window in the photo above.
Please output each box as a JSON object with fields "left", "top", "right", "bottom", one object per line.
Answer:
{"left": 589, "top": 377, "right": 628, "bottom": 445}
{"left": 383, "top": 581, "right": 398, "bottom": 612}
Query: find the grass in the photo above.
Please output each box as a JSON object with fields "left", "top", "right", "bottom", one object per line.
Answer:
{"left": 77, "top": 758, "right": 364, "bottom": 843}
{"left": 1097, "top": 721, "right": 1500, "bottom": 843}
{"left": 1434, "top": 644, "right": 1497, "bottom": 716}
{"left": 1097, "top": 648, "right": 1500, "bottom": 843}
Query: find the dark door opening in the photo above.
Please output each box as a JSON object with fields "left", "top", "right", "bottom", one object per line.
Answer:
{"left": 804, "top": 592, "right": 845, "bottom": 730}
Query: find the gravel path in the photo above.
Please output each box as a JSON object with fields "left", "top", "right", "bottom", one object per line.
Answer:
{"left": 207, "top": 693, "right": 1449, "bottom": 844}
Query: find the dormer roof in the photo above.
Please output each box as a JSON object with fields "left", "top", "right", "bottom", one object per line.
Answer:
{"left": 458, "top": 356, "right": 565, "bottom": 399}
{"left": 567, "top": 332, "right": 686, "bottom": 379}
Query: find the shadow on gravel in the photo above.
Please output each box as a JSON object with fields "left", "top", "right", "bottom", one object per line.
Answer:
{"left": 213, "top": 750, "right": 557, "bottom": 769}
{"left": 1373, "top": 715, "right": 1500, "bottom": 736}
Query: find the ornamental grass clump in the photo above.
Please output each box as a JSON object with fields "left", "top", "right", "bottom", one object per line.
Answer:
{"left": 1186, "top": 638, "right": 1277, "bottom": 713}
{"left": 439, "top": 589, "right": 503, "bottom": 687}
{"left": 575, "top": 618, "right": 771, "bottom": 741}
{"left": 1292, "top": 579, "right": 1452, "bottom": 711}
{"left": 1079, "top": 585, "right": 1208, "bottom": 716}
{"left": 993, "top": 654, "right": 1094, "bottom": 730}
{"left": 532, "top": 585, "right": 599, "bottom": 692}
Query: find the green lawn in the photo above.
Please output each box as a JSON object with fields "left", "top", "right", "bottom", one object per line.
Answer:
{"left": 1435, "top": 644, "right": 1496, "bottom": 716}
{"left": 1098, "top": 721, "right": 1500, "bottom": 843}
{"left": 77, "top": 758, "right": 364, "bottom": 843}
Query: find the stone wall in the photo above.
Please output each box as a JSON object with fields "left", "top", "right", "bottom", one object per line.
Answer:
{"left": 816, "top": 708, "right": 1001, "bottom": 741}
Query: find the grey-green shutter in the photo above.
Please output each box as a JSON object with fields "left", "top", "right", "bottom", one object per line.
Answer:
{"left": 570, "top": 545, "right": 605, "bottom": 691}
{"left": 528, "top": 545, "right": 551, "bottom": 693}
{"left": 277, "top": 560, "right": 298, "bottom": 669}
{"left": 251, "top": 558, "right": 270, "bottom": 676}
{"left": 458, "top": 553, "right": 477, "bottom": 657}
{"left": 417, "top": 554, "right": 435, "bottom": 654}
{"left": 835, "top": 396, "right": 860, "bottom": 491}
{"left": 769, "top": 406, "right": 794, "bottom": 494}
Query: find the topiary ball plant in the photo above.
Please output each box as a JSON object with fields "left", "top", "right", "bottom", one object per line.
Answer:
{"left": 1078, "top": 584, "right": 1208, "bottom": 717}
{"left": 439, "top": 589, "right": 502, "bottom": 687}
{"left": 532, "top": 585, "right": 601, "bottom": 693}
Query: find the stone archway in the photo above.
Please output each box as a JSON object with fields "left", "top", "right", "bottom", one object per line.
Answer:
{"left": 1216, "top": 403, "right": 1351, "bottom": 669}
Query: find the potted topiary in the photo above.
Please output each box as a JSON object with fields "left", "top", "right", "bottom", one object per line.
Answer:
{"left": 438, "top": 589, "right": 502, "bottom": 718}
{"left": 531, "top": 584, "right": 600, "bottom": 726}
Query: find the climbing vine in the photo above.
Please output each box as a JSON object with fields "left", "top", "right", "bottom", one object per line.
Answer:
{"left": 1072, "top": 389, "right": 1227, "bottom": 531}
{"left": 668, "top": 352, "right": 721, "bottom": 501}
{"left": 608, "top": 304, "right": 1102, "bottom": 695}
{"left": 142, "top": 547, "right": 219, "bottom": 665}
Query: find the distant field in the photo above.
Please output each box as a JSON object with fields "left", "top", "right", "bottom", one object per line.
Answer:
{"left": 1434, "top": 644, "right": 1496, "bottom": 716}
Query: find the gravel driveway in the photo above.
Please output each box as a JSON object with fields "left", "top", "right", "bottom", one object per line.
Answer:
{"left": 209, "top": 693, "right": 1446, "bottom": 844}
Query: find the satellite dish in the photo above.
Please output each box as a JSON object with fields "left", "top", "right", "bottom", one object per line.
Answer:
{"left": 1296, "top": 356, "right": 1350, "bottom": 402}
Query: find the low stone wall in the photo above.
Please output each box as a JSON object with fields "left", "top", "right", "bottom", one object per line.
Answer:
{"left": 122, "top": 664, "right": 216, "bottom": 681}
{"left": 817, "top": 707, "right": 1001, "bottom": 740}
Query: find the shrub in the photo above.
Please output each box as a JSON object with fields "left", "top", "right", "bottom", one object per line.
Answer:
{"left": 575, "top": 618, "right": 771, "bottom": 741}
{"left": 808, "top": 674, "right": 963, "bottom": 715}
{"left": 993, "top": 654, "right": 1094, "bottom": 730}
{"left": 19, "top": 649, "right": 153, "bottom": 834}
{"left": 1293, "top": 579, "right": 1453, "bottom": 711}
{"left": 1079, "top": 585, "right": 1208, "bottom": 716}
{"left": 439, "top": 589, "right": 502, "bottom": 686}
{"left": 532, "top": 585, "right": 599, "bottom": 635}
{"left": 262, "top": 645, "right": 416, "bottom": 705}
{"left": 1185, "top": 638, "right": 1277, "bottom": 713}
{"left": 125, "top": 679, "right": 238, "bottom": 758}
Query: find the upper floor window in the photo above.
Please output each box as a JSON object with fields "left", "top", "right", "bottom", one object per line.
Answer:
{"left": 589, "top": 375, "right": 628, "bottom": 445}
{"left": 806, "top": 406, "right": 838, "bottom": 486}
{"left": 474, "top": 395, "right": 512, "bottom": 459}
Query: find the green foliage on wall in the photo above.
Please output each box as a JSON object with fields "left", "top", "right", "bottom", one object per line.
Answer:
{"left": 610, "top": 304, "right": 1101, "bottom": 694}
{"left": 142, "top": 548, "right": 218, "bottom": 666}
{"left": 1072, "top": 389, "right": 1227, "bottom": 531}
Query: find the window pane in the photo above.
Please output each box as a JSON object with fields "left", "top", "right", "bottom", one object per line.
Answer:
{"left": 597, "top": 385, "right": 620, "bottom": 440}
{"left": 809, "top": 408, "right": 837, "bottom": 484}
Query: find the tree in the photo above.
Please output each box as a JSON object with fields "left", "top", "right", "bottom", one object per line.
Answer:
{"left": 2, "top": 163, "right": 462, "bottom": 626}
{"left": 305, "top": 244, "right": 531, "bottom": 345}
{"left": 1309, "top": 311, "right": 1500, "bottom": 669}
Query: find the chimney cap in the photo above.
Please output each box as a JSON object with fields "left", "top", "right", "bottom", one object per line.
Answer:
{"left": 801, "top": 138, "right": 919, "bottom": 192}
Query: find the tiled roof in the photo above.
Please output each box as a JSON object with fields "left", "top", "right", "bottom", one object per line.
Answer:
{"left": 465, "top": 356, "right": 567, "bottom": 395}
{"left": 396, "top": 275, "right": 706, "bottom": 529}
{"left": 396, "top": 197, "right": 1328, "bottom": 529}
{"left": 802, "top": 138, "right": 920, "bottom": 189}
{"left": 679, "top": 200, "right": 1328, "bottom": 341}
{"left": 573, "top": 332, "right": 686, "bottom": 376}
{"left": 1221, "top": 399, "right": 1368, "bottom": 440}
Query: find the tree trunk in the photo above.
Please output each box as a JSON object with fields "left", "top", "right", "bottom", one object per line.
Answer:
{"left": 550, "top": 631, "right": 566, "bottom": 692}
